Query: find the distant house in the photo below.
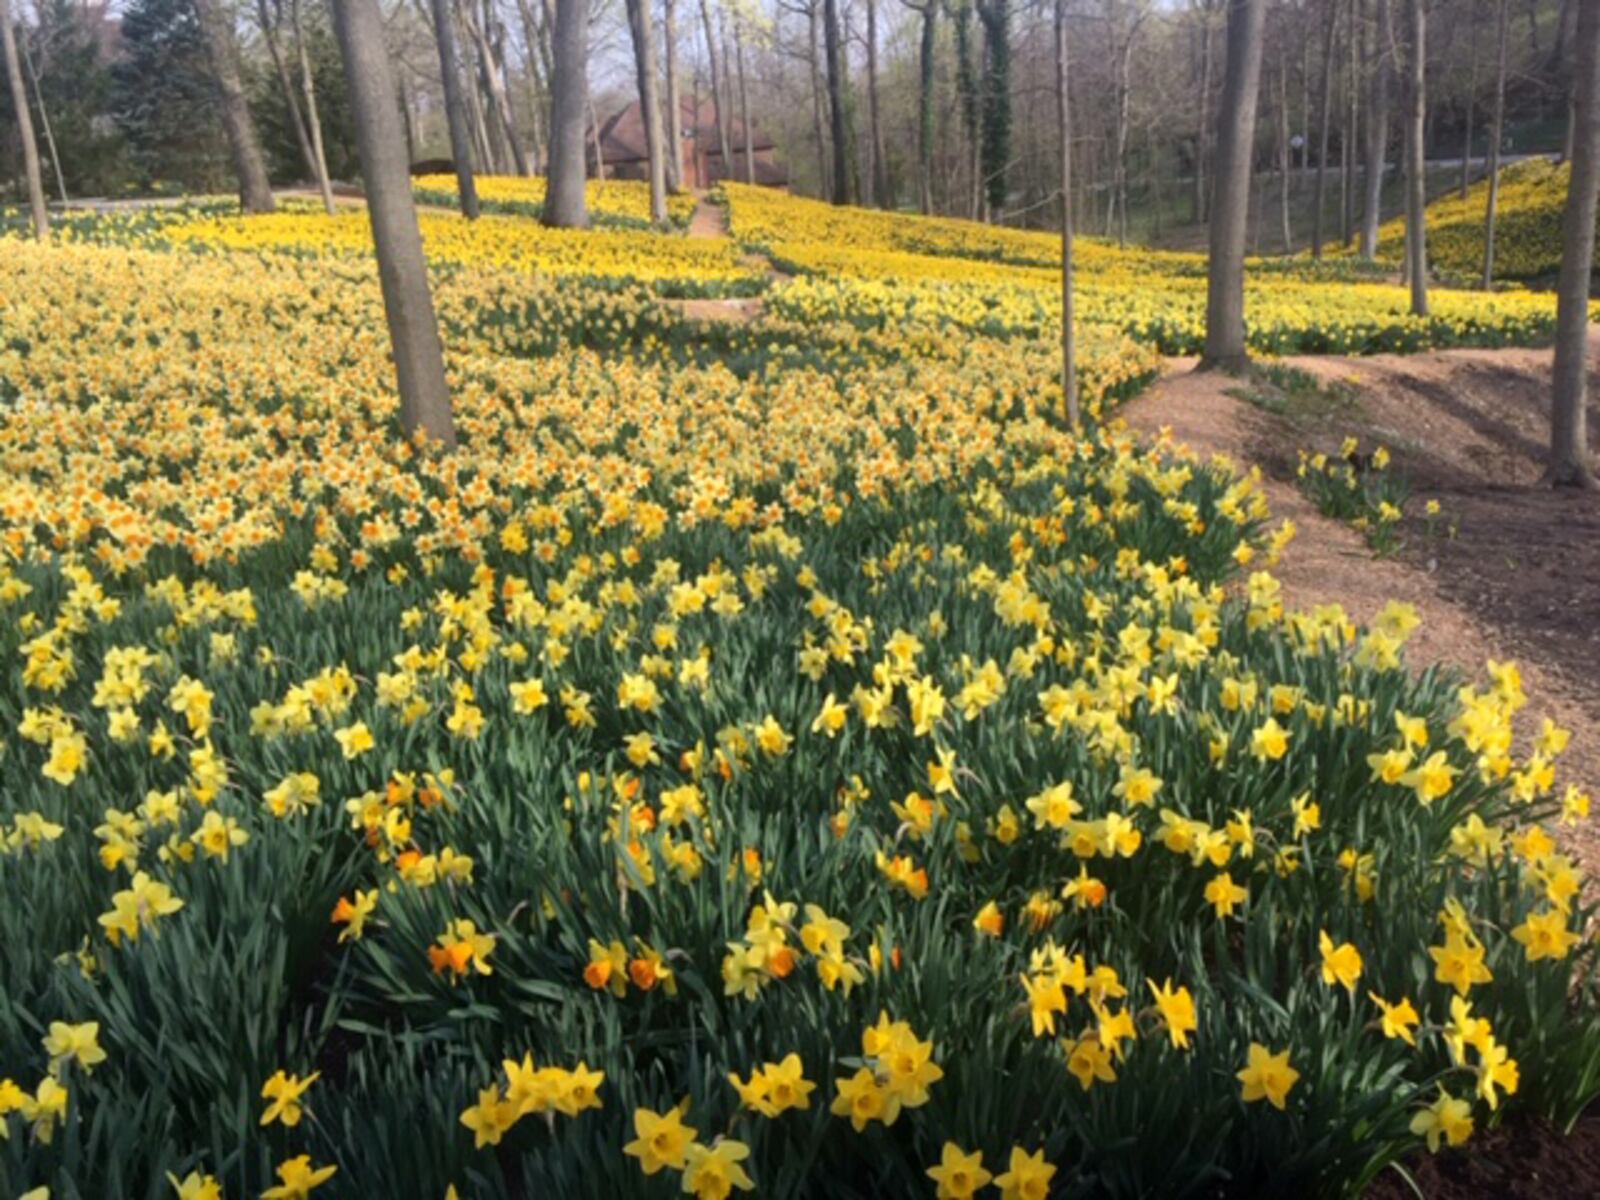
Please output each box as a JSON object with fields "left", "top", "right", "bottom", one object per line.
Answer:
{"left": 592, "top": 97, "right": 787, "bottom": 189}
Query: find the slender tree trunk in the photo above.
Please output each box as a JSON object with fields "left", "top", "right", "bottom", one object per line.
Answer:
{"left": 735, "top": 15, "right": 754, "bottom": 184}
{"left": 1055, "top": 0, "right": 1077, "bottom": 425}
{"left": 807, "top": 1, "right": 830, "bottom": 197}
{"left": 330, "top": 0, "right": 455, "bottom": 448}
{"left": 291, "top": 0, "right": 338, "bottom": 212}
{"left": 1108, "top": 2, "right": 1132, "bottom": 248}
{"left": 192, "top": 0, "right": 276, "bottom": 212}
{"left": 429, "top": 0, "right": 480, "bottom": 217}
{"left": 1312, "top": 0, "right": 1338, "bottom": 256}
{"left": 866, "top": 0, "right": 890, "bottom": 205}
{"left": 588, "top": 94, "right": 606, "bottom": 181}
{"left": 701, "top": 0, "right": 732, "bottom": 174}
{"left": 663, "top": 0, "right": 684, "bottom": 191}
{"left": 17, "top": 25, "right": 65, "bottom": 204}
{"left": 1360, "top": 0, "right": 1390, "bottom": 257}
{"left": 823, "top": 0, "right": 850, "bottom": 203}
{"left": 463, "top": 44, "right": 497, "bottom": 172}
{"left": 1482, "top": 0, "right": 1508, "bottom": 287}
{"left": 463, "top": 0, "right": 529, "bottom": 174}
{"left": 1278, "top": 59, "right": 1293, "bottom": 252}
{"left": 1549, "top": 0, "right": 1599, "bottom": 487}
{"left": 0, "top": 0, "right": 45, "bottom": 236}
{"left": 1403, "top": 0, "right": 1427, "bottom": 314}
{"left": 1203, "top": 0, "right": 1266, "bottom": 369}
{"left": 1195, "top": 4, "right": 1214, "bottom": 225}
{"left": 259, "top": 0, "right": 318, "bottom": 185}
{"left": 515, "top": 0, "right": 549, "bottom": 168}
{"left": 914, "top": 0, "right": 935, "bottom": 213}
{"left": 625, "top": 0, "right": 669, "bottom": 223}
{"left": 1342, "top": 0, "right": 1358, "bottom": 242}
{"left": 400, "top": 71, "right": 419, "bottom": 161}
{"left": 1460, "top": 0, "right": 1478, "bottom": 197}
{"left": 544, "top": 0, "right": 588, "bottom": 225}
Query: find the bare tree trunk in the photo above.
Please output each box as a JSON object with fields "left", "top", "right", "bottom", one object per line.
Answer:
{"left": 1557, "top": 0, "right": 1579, "bottom": 163}
{"left": 1055, "top": 0, "right": 1077, "bottom": 425}
{"left": 1194, "top": 2, "right": 1214, "bottom": 224}
{"left": 1549, "top": 0, "right": 1599, "bottom": 487}
{"left": 1403, "top": 0, "right": 1427, "bottom": 314}
{"left": 0, "top": 0, "right": 46, "bottom": 236}
{"left": 1482, "top": 0, "right": 1508, "bottom": 287}
{"left": 258, "top": 0, "right": 322, "bottom": 206}
{"left": 588, "top": 94, "right": 606, "bottom": 181}
{"left": 330, "top": 0, "right": 455, "bottom": 448}
{"left": 735, "top": 14, "right": 755, "bottom": 184}
{"left": 1107, "top": 1, "right": 1134, "bottom": 248}
{"left": 1342, "top": 0, "right": 1358, "bottom": 242}
{"left": 291, "top": 0, "right": 339, "bottom": 211}
{"left": 866, "top": 0, "right": 890, "bottom": 205}
{"left": 1359, "top": 0, "right": 1390, "bottom": 257}
{"left": 700, "top": 0, "right": 732, "bottom": 173}
{"left": 823, "top": 0, "right": 850, "bottom": 203}
{"left": 808, "top": 0, "right": 831, "bottom": 197}
{"left": 17, "top": 24, "right": 65, "bottom": 204}
{"left": 1461, "top": 0, "right": 1479, "bottom": 197}
{"left": 664, "top": 0, "right": 684, "bottom": 191}
{"left": 429, "top": 0, "right": 480, "bottom": 217}
{"left": 463, "top": 0, "right": 529, "bottom": 174}
{"left": 400, "top": 71, "right": 419, "bottom": 161}
{"left": 544, "top": 0, "right": 588, "bottom": 225}
{"left": 910, "top": 0, "right": 935, "bottom": 213}
{"left": 1278, "top": 59, "right": 1293, "bottom": 252}
{"left": 1312, "top": 0, "right": 1338, "bottom": 256}
{"left": 514, "top": 0, "right": 549, "bottom": 168}
{"left": 463, "top": 46, "right": 497, "bottom": 172}
{"left": 192, "top": 0, "right": 276, "bottom": 212}
{"left": 625, "top": 0, "right": 669, "bottom": 224}
{"left": 1203, "top": 0, "right": 1266, "bottom": 369}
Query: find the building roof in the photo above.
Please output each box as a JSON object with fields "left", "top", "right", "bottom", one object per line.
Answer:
{"left": 597, "top": 96, "right": 776, "bottom": 165}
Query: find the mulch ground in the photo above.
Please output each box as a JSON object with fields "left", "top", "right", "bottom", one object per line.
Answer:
{"left": 1364, "top": 1103, "right": 1600, "bottom": 1199}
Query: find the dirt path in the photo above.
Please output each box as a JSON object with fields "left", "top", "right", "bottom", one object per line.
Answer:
{"left": 1119, "top": 354, "right": 1600, "bottom": 872}
{"left": 670, "top": 193, "right": 772, "bottom": 324}
{"left": 687, "top": 193, "right": 731, "bottom": 239}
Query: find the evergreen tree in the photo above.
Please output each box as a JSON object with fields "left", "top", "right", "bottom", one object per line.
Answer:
{"left": 110, "top": 0, "right": 232, "bottom": 190}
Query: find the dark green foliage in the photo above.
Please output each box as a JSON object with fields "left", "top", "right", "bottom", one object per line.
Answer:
{"left": 110, "top": 0, "right": 233, "bottom": 192}
{"left": 0, "top": 0, "right": 128, "bottom": 196}
{"left": 251, "top": 11, "right": 358, "bottom": 185}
